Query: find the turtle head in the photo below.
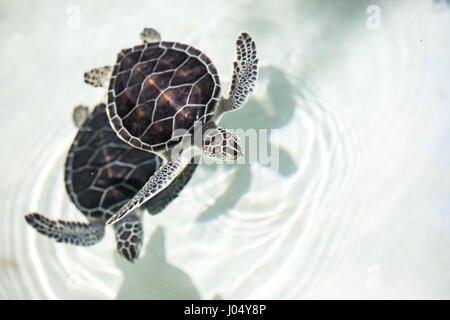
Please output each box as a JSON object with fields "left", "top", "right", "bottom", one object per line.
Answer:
{"left": 202, "top": 126, "right": 243, "bottom": 160}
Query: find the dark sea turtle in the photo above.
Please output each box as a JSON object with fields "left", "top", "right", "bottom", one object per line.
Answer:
{"left": 84, "top": 28, "right": 258, "bottom": 225}
{"left": 25, "top": 103, "right": 197, "bottom": 262}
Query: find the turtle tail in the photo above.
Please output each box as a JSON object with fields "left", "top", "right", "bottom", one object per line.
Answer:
{"left": 25, "top": 213, "right": 105, "bottom": 246}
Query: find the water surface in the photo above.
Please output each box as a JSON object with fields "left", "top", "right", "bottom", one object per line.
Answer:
{"left": 0, "top": 0, "right": 449, "bottom": 299}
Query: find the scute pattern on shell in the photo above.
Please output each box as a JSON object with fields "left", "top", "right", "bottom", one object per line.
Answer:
{"left": 107, "top": 41, "right": 221, "bottom": 152}
{"left": 64, "top": 104, "right": 162, "bottom": 222}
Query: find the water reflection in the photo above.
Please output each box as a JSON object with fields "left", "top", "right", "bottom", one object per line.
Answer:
{"left": 115, "top": 227, "right": 201, "bottom": 299}
{"left": 197, "top": 66, "right": 298, "bottom": 222}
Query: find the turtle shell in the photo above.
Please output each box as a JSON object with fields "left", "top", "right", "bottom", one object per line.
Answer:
{"left": 106, "top": 41, "right": 221, "bottom": 152}
{"left": 64, "top": 103, "right": 162, "bottom": 222}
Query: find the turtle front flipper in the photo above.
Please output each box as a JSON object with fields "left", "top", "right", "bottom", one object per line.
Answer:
{"left": 106, "top": 159, "right": 185, "bottom": 225}
{"left": 218, "top": 32, "right": 258, "bottom": 115}
{"left": 146, "top": 160, "right": 198, "bottom": 215}
{"left": 25, "top": 213, "right": 105, "bottom": 246}
{"left": 112, "top": 212, "right": 143, "bottom": 262}
{"left": 84, "top": 66, "right": 113, "bottom": 88}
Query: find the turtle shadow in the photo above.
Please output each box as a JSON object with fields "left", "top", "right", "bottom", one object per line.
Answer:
{"left": 196, "top": 65, "right": 299, "bottom": 222}
{"left": 114, "top": 226, "right": 201, "bottom": 299}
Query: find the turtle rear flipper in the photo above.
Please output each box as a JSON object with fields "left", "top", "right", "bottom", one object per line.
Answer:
{"left": 25, "top": 213, "right": 104, "bottom": 246}
{"left": 140, "top": 28, "right": 161, "bottom": 43}
{"left": 84, "top": 66, "right": 113, "bottom": 88}
{"left": 112, "top": 212, "right": 143, "bottom": 263}
{"left": 72, "top": 105, "right": 90, "bottom": 128}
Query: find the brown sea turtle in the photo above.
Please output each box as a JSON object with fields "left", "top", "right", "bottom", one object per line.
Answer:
{"left": 83, "top": 28, "right": 258, "bottom": 225}
{"left": 25, "top": 103, "right": 197, "bottom": 262}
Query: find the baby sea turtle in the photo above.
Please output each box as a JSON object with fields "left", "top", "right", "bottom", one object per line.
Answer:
{"left": 25, "top": 103, "right": 197, "bottom": 262}
{"left": 84, "top": 28, "right": 258, "bottom": 225}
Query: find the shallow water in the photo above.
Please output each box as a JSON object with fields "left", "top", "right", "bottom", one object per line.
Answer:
{"left": 1, "top": 0, "right": 449, "bottom": 299}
